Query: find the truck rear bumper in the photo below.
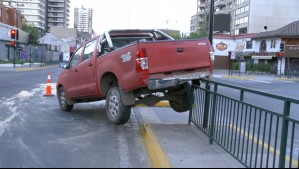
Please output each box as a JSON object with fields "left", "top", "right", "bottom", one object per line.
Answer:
{"left": 148, "top": 71, "right": 211, "bottom": 90}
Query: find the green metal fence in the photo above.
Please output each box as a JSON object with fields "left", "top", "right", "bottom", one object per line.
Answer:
{"left": 189, "top": 79, "right": 299, "bottom": 168}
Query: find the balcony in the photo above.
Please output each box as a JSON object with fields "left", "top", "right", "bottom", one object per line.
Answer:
{"left": 215, "top": 0, "right": 226, "bottom": 7}
{"left": 197, "top": 9, "right": 206, "bottom": 15}
{"left": 48, "top": 19, "right": 64, "bottom": 23}
{"left": 48, "top": 4, "right": 65, "bottom": 8}
{"left": 199, "top": 3, "right": 206, "bottom": 8}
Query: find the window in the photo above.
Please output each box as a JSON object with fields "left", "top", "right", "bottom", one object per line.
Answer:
{"left": 82, "top": 40, "right": 97, "bottom": 61}
{"left": 260, "top": 40, "right": 267, "bottom": 51}
{"left": 246, "top": 41, "right": 253, "bottom": 49}
{"left": 271, "top": 39, "right": 276, "bottom": 48}
{"left": 70, "top": 47, "right": 83, "bottom": 68}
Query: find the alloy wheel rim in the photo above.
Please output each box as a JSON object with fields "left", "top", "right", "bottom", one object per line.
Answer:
{"left": 60, "top": 91, "right": 66, "bottom": 108}
{"left": 109, "top": 94, "right": 120, "bottom": 119}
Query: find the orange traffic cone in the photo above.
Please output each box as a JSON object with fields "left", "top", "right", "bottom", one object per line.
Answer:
{"left": 44, "top": 73, "right": 54, "bottom": 97}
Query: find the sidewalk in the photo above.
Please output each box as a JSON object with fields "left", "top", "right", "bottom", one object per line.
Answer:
{"left": 142, "top": 123, "right": 244, "bottom": 168}
{"left": 213, "top": 69, "right": 299, "bottom": 81}
{"left": 0, "top": 63, "right": 58, "bottom": 71}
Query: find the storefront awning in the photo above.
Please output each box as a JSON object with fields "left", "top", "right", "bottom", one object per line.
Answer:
{"left": 252, "top": 56, "right": 273, "bottom": 60}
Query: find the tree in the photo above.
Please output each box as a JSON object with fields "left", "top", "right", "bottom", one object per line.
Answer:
{"left": 22, "top": 20, "right": 40, "bottom": 45}
{"left": 186, "top": 13, "right": 209, "bottom": 39}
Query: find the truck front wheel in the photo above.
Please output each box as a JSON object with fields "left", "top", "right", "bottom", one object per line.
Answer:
{"left": 58, "top": 87, "right": 74, "bottom": 112}
{"left": 169, "top": 83, "right": 191, "bottom": 113}
{"left": 106, "top": 87, "right": 131, "bottom": 125}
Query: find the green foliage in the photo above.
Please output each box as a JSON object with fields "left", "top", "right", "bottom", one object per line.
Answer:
{"left": 0, "top": 60, "right": 27, "bottom": 64}
{"left": 246, "top": 63, "right": 272, "bottom": 73}
{"left": 232, "top": 62, "right": 240, "bottom": 70}
{"left": 22, "top": 20, "right": 40, "bottom": 45}
{"left": 169, "top": 33, "right": 182, "bottom": 39}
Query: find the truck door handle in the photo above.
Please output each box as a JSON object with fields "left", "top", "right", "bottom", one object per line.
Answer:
{"left": 177, "top": 48, "right": 184, "bottom": 53}
{"left": 89, "top": 63, "right": 93, "bottom": 67}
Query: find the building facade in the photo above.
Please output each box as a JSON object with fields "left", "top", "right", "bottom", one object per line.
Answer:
{"left": 74, "top": 6, "right": 93, "bottom": 34}
{"left": 46, "top": 0, "right": 70, "bottom": 32}
{"left": 0, "top": 3, "right": 22, "bottom": 29}
{"left": 2, "top": 0, "right": 46, "bottom": 31}
{"left": 191, "top": 0, "right": 299, "bottom": 35}
{"left": 2, "top": 0, "right": 70, "bottom": 33}
{"left": 213, "top": 20, "right": 299, "bottom": 75}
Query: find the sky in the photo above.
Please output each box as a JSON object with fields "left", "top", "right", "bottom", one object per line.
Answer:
{"left": 70, "top": 0, "right": 197, "bottom": 35}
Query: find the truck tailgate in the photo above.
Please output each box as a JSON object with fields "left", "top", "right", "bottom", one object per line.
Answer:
{"left": 140, "top": 39, "right": 212, "bottom": 74}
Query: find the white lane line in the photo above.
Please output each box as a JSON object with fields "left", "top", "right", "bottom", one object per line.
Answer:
{"left": 249, "top": 79, "right": 272, "bottom": 83}
{"left": 279, "top": 80, "right": 296, "bottom": 83}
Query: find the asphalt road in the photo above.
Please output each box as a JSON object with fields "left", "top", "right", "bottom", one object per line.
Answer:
{"left": 0, "top": 67, "right": 151, "bottom": 168}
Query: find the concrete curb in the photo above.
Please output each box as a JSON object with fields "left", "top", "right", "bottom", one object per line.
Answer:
{"left": 141, "top": 124, "right": 173, "bottom": 168}
{"left": 15, "top": 65, "right": 58, "bottom": 71}
{"left": 223, "top": 76, "right": 255, "bottom": 80}
{"left": 274, "top": 78, "right": 299, "bottom": 81}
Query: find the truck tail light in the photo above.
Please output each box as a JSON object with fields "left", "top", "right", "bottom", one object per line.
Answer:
{"left": 209, "top": 51, "right": 215, "bottom": 63}
{"left": 136, "top": 48, "right": 148, "bottom": 72}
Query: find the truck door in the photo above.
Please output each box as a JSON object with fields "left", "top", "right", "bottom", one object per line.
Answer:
{"left": 76, "top": 39, "right": 97, "bottom": 97}
{"left": 66, "top": 47, "right": 84, "bottom": 98}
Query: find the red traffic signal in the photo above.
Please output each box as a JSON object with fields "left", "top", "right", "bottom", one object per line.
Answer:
{"left": 279, "top": 52, "right": 283, "bottom": 57}
{"left": 11, "top": 30, "right": 16, "bottom": 39}
{"left": 10, "top": 29, "right": 19, "bottom": 40}
{"left": 11, "top": 41, "right": 16, "bottom": 46}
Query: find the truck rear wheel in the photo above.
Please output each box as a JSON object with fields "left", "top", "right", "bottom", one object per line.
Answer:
{"left": 58, "top": 87, "right": 74, "bottom": 112}
{"left": 169, "top": 83, "right": 191, "bottom": 113}
{"left": 106, "top": 87, "right": 131, "bottom": 125}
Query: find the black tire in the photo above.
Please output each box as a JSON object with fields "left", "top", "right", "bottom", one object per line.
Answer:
{"left": 58, "top": 87, "right": 74, "bottom": 112}
{"left": 169, "top": 83, "right": 191, "bottom": 113}
{"left": 106, "top": 87, "right": 131, "bottom": 125}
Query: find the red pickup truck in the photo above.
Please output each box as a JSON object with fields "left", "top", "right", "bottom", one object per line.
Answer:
{"left": 57, "top": 29, "right": 214, "bottom": 125}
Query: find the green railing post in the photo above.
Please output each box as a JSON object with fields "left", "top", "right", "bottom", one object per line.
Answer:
{"left": 279, "top": 101, "right": 291, "bottom": 168}
{"left": 209, "top": 84, "right": 218, "bottom": 144}
{"left": 203, "top": 81, "right": 211, "bottom": 128}
{"left": 188, "top": 84, "right": 195, "bottom": 125}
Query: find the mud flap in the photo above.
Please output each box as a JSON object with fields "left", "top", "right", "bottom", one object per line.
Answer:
{"left": 119, "top": 89, "right": 136, "bottom": 106}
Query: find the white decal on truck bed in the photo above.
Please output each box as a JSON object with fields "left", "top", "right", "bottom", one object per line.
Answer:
{"left": 121, "top": 52, "right": 132, "bottom": 62}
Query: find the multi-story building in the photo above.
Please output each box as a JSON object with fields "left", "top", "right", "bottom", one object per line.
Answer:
{"left": 46, "top": 0, "right": 70, "bottom": 32}
{"left": 191, "top": 0, "right": 299, "bottom": 35}
{"left": 74, "top": 6, "right": 93, "bottom": 34}
{"left": 2, "top": 0, "right": 46, "bottom": 31}
{"left": 0, "top": 2, "right": 22, "bottom": 29}
{"left": 2, "top": 0, "right": 70, "bottom": 33}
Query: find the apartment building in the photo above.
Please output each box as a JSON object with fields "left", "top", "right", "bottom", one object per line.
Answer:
{"left": 46, "top": 0, "right": 70, "bottom": 32}
{"left": 2, "top": 0, "right": 70, "bottom": 33}
{"left": 191, "top": 0, "right": 299, "bottom": 35}
{"left": 74, "top": 6, "right": 93, "bottom": 34}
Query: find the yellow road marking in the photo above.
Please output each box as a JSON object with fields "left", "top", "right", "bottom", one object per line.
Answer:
{"left": 230, "top": 124, "right": 298, "bottom": 167}
{"left": 141, "top": 124, "right": 173, "bottom": 168}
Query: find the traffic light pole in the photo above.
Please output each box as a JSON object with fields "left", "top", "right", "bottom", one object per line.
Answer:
{"left": 208, "top": 0, "right": 214, "bottom": 46}
{"left": 13, "top": 47, "right": 16, "bottom": 68}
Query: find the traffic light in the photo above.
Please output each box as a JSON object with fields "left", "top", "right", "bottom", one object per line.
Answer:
{"left": 279, "top": 52, "right": 283, "bottom": 58}
{"left": 11, "top": 41, "right": 16, "bottom": 46}
{"left": 10, "top": 29, "right": 19, "bottom": 40}
{"left": 279, "top": 42, "right": 285, "bottom": 53}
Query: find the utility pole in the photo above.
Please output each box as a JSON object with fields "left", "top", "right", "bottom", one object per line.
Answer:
{"left": 208, "top": 0, "right": 215, "bottom": 46}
